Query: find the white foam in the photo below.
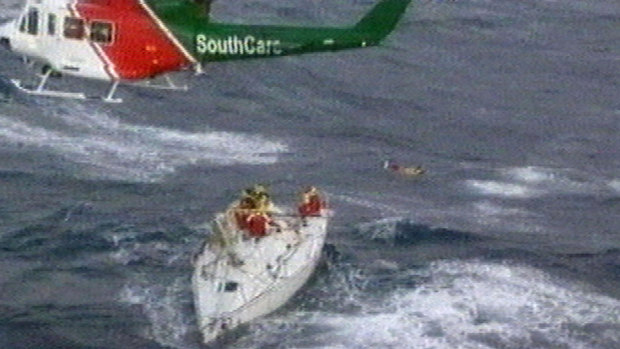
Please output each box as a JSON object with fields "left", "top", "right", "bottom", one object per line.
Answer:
{"left": 0, "top": 0, "right": 22, "bottom": 19}
{"left": 0, "top": 108, "right": 288, "bottom": 181}
{"left": 609, "top": 179, "right": 620, "bottom": 193}
{"left": 119, "top": 278, "right": 193, "bottom": 349}
{"left": 466, "top": 166, "right": 614, "bottom": 199}
{"left": 505, "top": 166, "right": 593, "bottom": 194}
{"left": 505, "top": 166, "right": 556, "bottom": 183}
{"left": 466, "top": 179, "right": 536, "bottom": 198}
{"left": 470, "top": 201, "right": 545, "bottom": 234}
{"left": 288, "top": 260, "right": 620, "bottom": 348}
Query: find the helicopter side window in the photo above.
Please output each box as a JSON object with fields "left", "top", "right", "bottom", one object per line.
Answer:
{"left": 90, "top": 21, "right": 113, "bottom": 44}
{"left": 48, "top": 14, "right": 57, "bottom": 36}
{"left": 63, "top": 17, "right": 84, "bottom": 40}
{"left": 26, "top": 7, "right": 39, "bottom": 35}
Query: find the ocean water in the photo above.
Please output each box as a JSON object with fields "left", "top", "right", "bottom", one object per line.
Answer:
{"left": 1, "top": 0, "right": 619, "bottom": 348}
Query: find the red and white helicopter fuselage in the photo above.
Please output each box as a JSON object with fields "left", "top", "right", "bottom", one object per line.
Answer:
{"left": 0, "top": 0, "right": 412, "bottom": 102}
{"left": 0, "top": 0, "right": 194, "bottom": 101}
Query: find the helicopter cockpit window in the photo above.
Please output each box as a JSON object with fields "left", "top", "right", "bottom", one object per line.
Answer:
{"left": 26, "top": 8, "right": 39, "bottom": 35}
{"left": 63, "top": 17, "right": 84, "bottom": 40}
{"left": 90, "top": 21, "right": 113, "bottom": 44}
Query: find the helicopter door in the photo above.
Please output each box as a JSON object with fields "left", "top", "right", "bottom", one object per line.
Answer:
{"left": 12, "top": 6, "right": 41, "bottom": 58}
{"left": 49, "top": 13, "right": 110, "bottom": 80}
{"left": 37, "top": 10, "right": 62, "bottom": 69}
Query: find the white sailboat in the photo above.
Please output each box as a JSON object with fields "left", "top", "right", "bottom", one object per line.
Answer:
{"left": 192, "top": 187, "right": 329, "bottom": 344}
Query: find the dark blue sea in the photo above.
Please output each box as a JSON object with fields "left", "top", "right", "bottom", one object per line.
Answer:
{"left": 1, "top": 0, "right": 619, "bottom": 348}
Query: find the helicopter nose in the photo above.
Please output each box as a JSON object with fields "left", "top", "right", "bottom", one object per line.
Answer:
{"left": 0, "top": 20, "right": 14, "bottom": 50}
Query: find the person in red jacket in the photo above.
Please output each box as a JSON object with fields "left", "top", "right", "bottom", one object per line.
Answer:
{"left": 246, "top": 211, "right": 272, "bottom": 238}
{"left": 298, "top": 186, "right": 324, "bottom": 218}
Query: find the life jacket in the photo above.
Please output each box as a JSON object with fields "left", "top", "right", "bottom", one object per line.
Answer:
{"left": 246, "top": 213, "right": 270, "bottom": 237}
{"left": 299, "top": 193, "right": 323, "bottom": 217}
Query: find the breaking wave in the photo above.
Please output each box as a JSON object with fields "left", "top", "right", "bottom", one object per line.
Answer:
{"left": 0, "top": 105, "right": 288, "bottom": 182}
{"left": 119, "top": 278, "right": 195, "bottom": 349}
{"left": 241, "top": 260, "right": 620, "bottom": 349}
{"left": 466, "top": 179, "right": 536, "bottom": 198}
{"left": 466, "top": 166, "right": 616, "bottom": 199}
{"left": 0, "top": 0, "right": 22, "bottom": 20}
{"left": 112, "top": 225, "right": 200, "bottom": 349}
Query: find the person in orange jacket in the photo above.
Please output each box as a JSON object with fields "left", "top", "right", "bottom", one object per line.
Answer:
{"left": 298, "top": 186, "right": 324, "bottom": 218}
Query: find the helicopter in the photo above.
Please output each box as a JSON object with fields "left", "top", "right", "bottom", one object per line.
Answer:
{"left": 0, "top": 0, "right": 411, "bottom": 102}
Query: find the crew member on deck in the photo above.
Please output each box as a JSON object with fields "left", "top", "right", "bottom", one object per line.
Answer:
{"left": 237, "top": 184, "right": 279, "bottom": 237}
{"left": 234, "top": 196, "right": 255, "bottom": 230}
{"left": 298, "top": 186, "right": 324, "bottom": 218}
{"left": 255, "top": 191, "right": 273, "bottom": 213}
{"left": 246, "top": 211, "right": 272, "bottom": 238}
{"left": 244, "top": 184, "right": 273, "bottom": 214}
